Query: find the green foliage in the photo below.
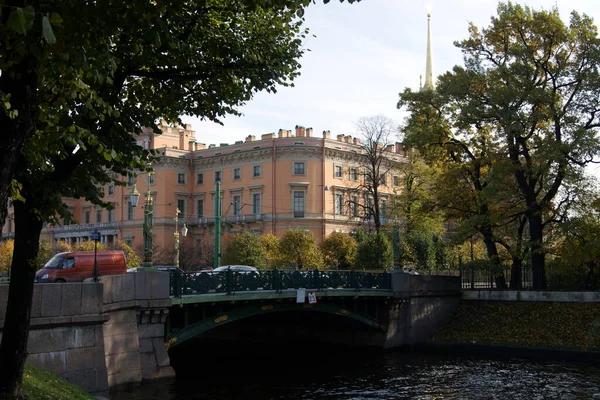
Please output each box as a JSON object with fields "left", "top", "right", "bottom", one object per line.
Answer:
{"left": 222, "top": 231, "right": 267, "bottom": 269}
{"left": 0, "top": 240, "right": 14, "bottom": 271}
{"left": 278, "top": 229, "right": 324, "bottom": 270}
{"left": 320, "top": 231, "right": 357, "bottom": 270}
{"left": 22, "top": 363, "right": 95, "bottom": 400}
{"left": 356, "top": 231, "right": 393, "bottom": 270}
{"left": 400, "top": 229, "right": 436, "bottom": 270}
{"left": 260, "top": 233, "right": 283, "bottom": 268}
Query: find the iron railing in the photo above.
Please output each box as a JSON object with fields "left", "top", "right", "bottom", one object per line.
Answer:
{"left": 460, "top": 266, "right": 534, "bottom": 290}
{"left": 169, "top": 269, "right": 392, "bottom": 297}
{"left": 0, "top": 270, "right": 9, "bottom": 284}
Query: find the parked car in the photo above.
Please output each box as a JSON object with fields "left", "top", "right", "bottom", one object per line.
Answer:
{"left": 127, "top": 265, "right": 185, "bottom": 274}
{"left": 212, "top": 265, "right": 258, "bottom": 274}
{"left": 35, "top": 251, "right": 127, "bottom": 283}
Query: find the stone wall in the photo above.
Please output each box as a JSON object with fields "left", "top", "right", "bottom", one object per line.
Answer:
{"left": 0, "top": 283, "right": 109, "bottom": 393}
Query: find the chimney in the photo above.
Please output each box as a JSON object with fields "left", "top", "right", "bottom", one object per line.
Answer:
{"left": 295, "top": 125, "right": 303, "bottom": 137}
{"left": 185, "top": 124, "right": 192, "bottom": 130}
{"left": 385, "top": 144, "right": 394, "bottom": 152}
{"left": 337, "top": 134, "right": 344, "bottom": 142}
{"left": 353, "top": 138, "right": 360, "bottom": 146}
{"left": 344, "top": 135, "right": 352, "bottom": 143}
{"left": 395, "top": 142, "right": 402, "bottom": 153}
{"left": 262, "top": 133, "right": 275, "bottom": 140}
{"left": 323, "top": 130, "right": 330, "bottom": 139}
{"left": 188, "top": 140, "right": 194, "bottom": 151}
{"left": 246, "top": 135, "right": 255, "bottom": 143}
{"left": 278, "top": 129, "right": 284, "bottom": 138}
{"left": 306, "top": 127, "right": 313, "bottom": 137}
{"left": 287, "top": 129, "right": 293, "bottom": 137}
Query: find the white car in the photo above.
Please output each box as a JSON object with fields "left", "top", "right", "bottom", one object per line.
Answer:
{"left": 212, "top": 265, "right": 258, "bottom": 274}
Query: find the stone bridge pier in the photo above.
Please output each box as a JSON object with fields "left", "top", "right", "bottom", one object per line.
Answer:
{"left": 0, "top": 271, "right": 173, "bottom": 395}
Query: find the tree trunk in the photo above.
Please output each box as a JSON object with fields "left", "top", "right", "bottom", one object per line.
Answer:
{"left": 528, "top": 209, "right": 546, "bottom": 290}
{"left": 510, "top": 256, "right": 523, "bottom": 290}
{"left": 0, "top": 199, "right": 43, "bottom": 398}
{"left": 0, "top": 49, "right": 39, "bottom": 231}
{"left": 481, "top": 227, "right": 506, "bottom": 289}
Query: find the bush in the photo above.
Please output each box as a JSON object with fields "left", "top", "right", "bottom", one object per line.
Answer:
{"left": 278, "top": 229, "right": 324, "bottom": 270}
{"left": 320, "top": 231, "right": 357, "bottom": 269}
{"left": 356, "top": 231, "right": 393, "bottom": 270}
{"left": 221, "top": 230, "right": 267, "bottom": 268}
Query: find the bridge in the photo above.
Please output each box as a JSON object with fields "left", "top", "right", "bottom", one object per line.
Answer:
{"left": 165, "top": 269, "right": 460, "bottom": 353}
{"left": 0, "top": 269, "right": 460, "bottom": 395}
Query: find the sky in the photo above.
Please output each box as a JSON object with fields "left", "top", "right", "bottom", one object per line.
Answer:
{"left": 183, "top": 0, "right": 600, "bottom": 146}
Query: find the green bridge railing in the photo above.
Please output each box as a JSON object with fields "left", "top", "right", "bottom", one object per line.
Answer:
{"left": 169, "top": 269, "right": 392, "bottom": 297}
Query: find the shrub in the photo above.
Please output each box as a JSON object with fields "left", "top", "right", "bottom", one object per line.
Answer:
{"left": 356, "top": 231, "right": 393, "bottom": 270}
{"left": 222, "top": 230, "right": 267, "bottom": 268}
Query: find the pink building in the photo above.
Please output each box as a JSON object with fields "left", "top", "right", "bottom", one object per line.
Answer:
{"left": 2, "top": 122, "right": 408, "bottom": 266}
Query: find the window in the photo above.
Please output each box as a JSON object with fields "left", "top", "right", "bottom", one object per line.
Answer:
{"left": 350, "top": 168, "right": 358, "bottom": 181}
{"left": 380, "top": 173, "right": 387, "bottom": 186}
{"left": 214, "top": 170, "right": 221, "bottom": 182}
{"left": 64, "top": 258, "right": 75, "bottom": 269}
{"left": 149, "top": 174, "right": 155, "bottom": 185}
{"left": 293, "top": 162, "right": 305, "bottom": 175}
{"left": 293, "top": 191, "right": 305, "bottom": 218}
{"left": 7, "top": 219, "right": 11, "bottom": 233}
{"left": 197, "top": 173, "right": 204, "bottom": 184}
{"left": 252, "top": 193, "right": 261, "bottom": 215}
{"left": 96, "top": 209, "right": 102, "bottom": 223}
{"left": 232, "top": 195, "right": 241, "bottom": 216}
{"left": 108, "top": 209, "right": 114, "bottom": 223}
{"left": 177, "top": 173, "right": 186, "bottom": 184}
{"left": 177, "top": 199, "right": 185, "bottom": 217}
{"left": 351, "top": 196, "right": 359, "bottom": 217}
{"left": 233, "top": 168, "right": 241, "bottom": 180}
{"left": 127, "top": 201, "right": 134, "bottom": 220}
{"left": 393, "top": 176, "right": 400, "bottom": 187}
{"left": 84, "top": 210, "right": 91, "bottom": 224}
{"left": 107, "top": 185, "right": 115, "bottom": 195}
{"left": 253, "top": 165, "right": 261, "bottom": 178}
{"left": 334, "top": 166, "right": 343, "bottom": 178}
{"left": 127, "top": 175, "right": 135, "bottom": 187}
{"left": 335, "top": 193, "right": 344, "bottom": 214}
{"left": 196, "top": 199, "right": 204, "bottom": 218}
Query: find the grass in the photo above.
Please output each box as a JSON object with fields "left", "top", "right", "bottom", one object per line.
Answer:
{"left": 21, "top": 364, "right": 95, "bottom": 400}
{"left": 433, "top": 301, "right": 600, "bottom": 351}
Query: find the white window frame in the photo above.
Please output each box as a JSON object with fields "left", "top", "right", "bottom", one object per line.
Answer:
{"left": 253, "top": 165, "right": 261, "bottom": 178}
{"left": 232, "top": 195, "right": 242, "bottom": 216}
{"left": 293, "top": 162, "right": 305, "bottom": 175}
{"left": 233, "top": 167, "right": 241, "bottom": 181}
{"left": 293, "top": 190, "right": 305, "bottom": 218}
{"left": 196, "top": 198, "right": 204, "bottom": 218}
{"left": 334, "top": 165, "right": 343, "bottom": 178}
{"left": 177, "top": 173, "right": 186, "bottom": 185}
{"left": 335, "top": 193, "right": 344, "bottom": 214}
{"left": 197, "top": 173, "right": 204, "bottom": 185}
{"left": 252, "top": 193, "right": 261, "bottom": 215}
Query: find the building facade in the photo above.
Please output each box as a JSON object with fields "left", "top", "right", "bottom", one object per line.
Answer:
{"left": 2, "top": 122, "right": 408, "bottom": 266}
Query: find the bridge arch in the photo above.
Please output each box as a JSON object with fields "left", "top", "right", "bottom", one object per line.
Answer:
{"left": 166, "top": 302, "right": 384, "bottom": 349}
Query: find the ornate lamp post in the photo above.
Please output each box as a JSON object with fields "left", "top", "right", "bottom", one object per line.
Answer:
{"left": 174, "top": 208, "right": 189, "bottom": 268}
{"left": 129, "top": 171, "right": 153, "bottom": 268}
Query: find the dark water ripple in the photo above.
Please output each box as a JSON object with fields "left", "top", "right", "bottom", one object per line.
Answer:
{"left": 111, "top": 348, "right": 600, "bottom": 400}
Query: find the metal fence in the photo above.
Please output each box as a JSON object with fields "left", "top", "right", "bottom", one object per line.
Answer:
{"left": 0, "top": 270, "right": 9, "bottom": 284}
{"left": 169, "top": 269, "right": 392, "bottom": 297}
{"left": 460, "top": 266, "right": 533, "bottom": 290}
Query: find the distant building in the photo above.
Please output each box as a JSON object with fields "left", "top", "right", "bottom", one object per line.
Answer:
{"left": 1, "top": 122, "right": 408, "bottom": 265}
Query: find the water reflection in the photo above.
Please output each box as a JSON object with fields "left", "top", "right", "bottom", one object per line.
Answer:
{"left": 111, "top": 341, "right": 600, "bottom": 400}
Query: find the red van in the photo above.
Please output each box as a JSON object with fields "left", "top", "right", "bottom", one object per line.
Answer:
{"left": 35, "top": 251, "right": 127, "bottom": 283}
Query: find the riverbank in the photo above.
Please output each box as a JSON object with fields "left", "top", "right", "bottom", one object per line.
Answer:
{"left": 21, "top": 363, "right": 95, "bottom": 400}
{"left": 428, "top": 300, "right": 600, "bottom": 361}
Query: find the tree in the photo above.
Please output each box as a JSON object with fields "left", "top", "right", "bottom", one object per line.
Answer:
{"left": 347, "top": 115, "right": 401, "bottom": 232}
{"left": 222, "top": 231, "right": 267, "bottom": 268}
{"left": 320, "top": 231, "right": 357, "bottom": 269}
{"left": 278, "top": 229, "right": 324, "bottom": 270}
{"left": 400, "top": 3, "right": 600, "bottom": 289}
{"left": 260, "top": 233, "right": 282, "bottom": 268}
{"left": 0, "top": 1, "right": 361, "bottom": 396}
{"left": 356, "top": 231, "right": 393, "bottom": 270}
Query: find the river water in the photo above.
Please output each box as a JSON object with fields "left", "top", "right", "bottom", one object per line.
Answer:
{"left": 110, "top": 341, "right": 600, "bottom": 400}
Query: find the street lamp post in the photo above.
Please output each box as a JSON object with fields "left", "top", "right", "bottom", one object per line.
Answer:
{"left": 91, "top": 230, "right": 101, "bottom": 282}
{"left": 129, "top": 171, "right": 153, "bottom": 268}
{"left": 214, "top": 179, "right": 221, "bottom": 268}
{"left": 174, "top": 208, "right": 189, "bottom": 268}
